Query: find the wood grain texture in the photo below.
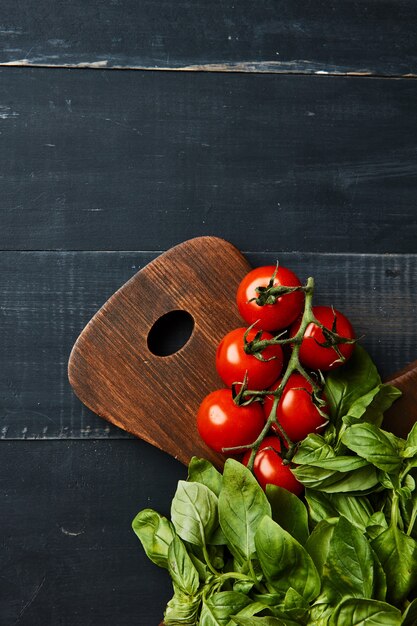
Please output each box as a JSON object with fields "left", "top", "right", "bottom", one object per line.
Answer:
{"left": 1, "top": 68, "right": 417, "bottom": 253}
{"left": 383, "top": 360, "right": 417, "bottom": 438}
{"left": 2, "top": 250, "right": 417, "bottom": 441}
{"left": 68, "top": 237, "right": 251, "bottom": 467}
{"left": 0, "top": 438, "right": 183, "bottom": 625}
{"left": 0, "top": 0, "right": 416, "bottom": 76}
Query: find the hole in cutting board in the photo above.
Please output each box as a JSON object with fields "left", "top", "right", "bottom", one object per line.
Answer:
{"left": 147, "top": 310, "right": 195, "bottom": 357}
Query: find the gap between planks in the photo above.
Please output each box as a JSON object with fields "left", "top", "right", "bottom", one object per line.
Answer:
{"left": 0, "top": 60, "right": 416, "bottom": 80}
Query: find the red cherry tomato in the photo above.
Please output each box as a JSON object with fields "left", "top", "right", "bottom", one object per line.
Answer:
{"left": 236, "top": 265, "right": 304, "bottom": 332}
{"left": 263, "top": 373, "right": 328, "bottom": 442}
{"left": 243, "top": 436, "right": 303, "bottom": 495}
{"left": 290, "top": 305, "right": 355, "bottom": 371}
{"left": 197, "top": 389, "right": 265, "bottom": 454}
{"left": 216, "top": 327, "right": 283, "bottom": 391}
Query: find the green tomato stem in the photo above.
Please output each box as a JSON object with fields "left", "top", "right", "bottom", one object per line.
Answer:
{"left": 229, "top": 277, "right": 318, "bottom": 467}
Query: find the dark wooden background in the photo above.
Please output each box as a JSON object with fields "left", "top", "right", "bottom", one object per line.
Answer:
{"left": 1, "top": 2, "right": 417, "bottom": 624}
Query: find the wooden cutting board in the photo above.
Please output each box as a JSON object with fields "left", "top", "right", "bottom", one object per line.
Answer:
{"left": 68, "top": 235, "right": 416, "bottom": 470}
{"left": 68, "top": 236, "right": 251, "bottom": 468}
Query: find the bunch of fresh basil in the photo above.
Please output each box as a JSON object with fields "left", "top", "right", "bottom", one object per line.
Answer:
{"left": 133, "top": 346, "right": 417, "bottom": 625}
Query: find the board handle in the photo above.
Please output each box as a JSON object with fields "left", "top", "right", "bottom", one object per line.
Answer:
{"left": 68, "top": 236, "right": 252, "bottom": 467}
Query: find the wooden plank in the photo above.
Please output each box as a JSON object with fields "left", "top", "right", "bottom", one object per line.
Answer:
{"left": 0, "top": 438, "right": 184, "bottom": 625}
{"left": 1, "top": 251, "right": 417, "bottom": 440}
{"left": 1, "top": 68, "right": 417, "bottom": 253}
{"left": 0, "top": 251, "right": 152, "bottom": 440}
{"left": 0, "top": 1, "right": 416, "bottom": 76}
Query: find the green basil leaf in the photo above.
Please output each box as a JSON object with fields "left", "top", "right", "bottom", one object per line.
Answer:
{"left": 164, "top": 588, "right": 201, "bottom": 625}
{"left": 365, "top": 512, "right": 388, "bottom": 541}
{"left": 366, "top": 384, "right": 402, "bottom": 423}
{"left": 131, "top": 508, "right": 175, "bottom": 568}
{"left": 167, "top": 535, "right": 200, "bottom": 596}
{"left": 284, "top": 587, "right": 309, "bottom": 609}
{"left": 401, "top": 597, "right": 417, "bottom": 626}
{"left": 188, "top": 457, "right": 223, "bottom": 496}
{"left": 212, "top": 591, "right": 252, "bottom": 612}
{"left": 291, "top": 463, "right": 346, "bottom": 489}
{"left": 367, "top": 511, "right": 387, "bottom": 526}
{"left": 331, "top": 491, "right": 373, "bottom": 528}
{"left": 307, "top": 491, "right": 373, "bottom": 530}
{"left": 384, "top": 430, "right": 406, "bottom": 454}
{"left": 188, "top": 551, "right": 212, "bottom": 582}
{"left": 371, "top": 525, "right": 417, "bottom": 606}
{"left": 231, "top": 617, "right": 300, "bottom": 626}
{"left": 292, "top": 462, "right": 379, "bottom": 493}
{"left": 252, "top": 592, "right": 282, "bottom": 606}
{"left": 233, "top": 579, "right": 256, "bottom": 595}
{"left": 324, "top": 345, "right": 381, "bottom": 422}
{"left": 402, "top": 446, "right": 417, "bottom": 460}
{"left": 305, "top": 519, "right": 337, "bottom": 577}
{"left": 200, "top": 605, "right": 222, "bottom": 626}
{"left": 292, "top": 436, "right": 368, "bottom": 472}
{"left": 329, "top": 598, "right": 401, "bottom": 626}
{"left": 255, "top": 515, "right": 320, "bottom": 602}
{"left": 320, "top": 516, "right": 374, "bottom": 605}
{"left": 342, "top": 423, "right": 403, "bottom": 473}
{"left": 307, "top": 602, "right": 333, "bottom": 625}
{"left": 266, "top": 606, "right": 308, "bottom": 623}
{"left": 171, "top": 480, "right": 219, "bottom": 547}
{"left": 305, "top": 455, "right": 369, "bottom": 472}
{"left": 292, "top": 434, "right": 335, "bottom": 465}
{"left": 399, "top": 491, "right": 417, "bottom": 538}
{"left": 343, "top": 384, "right": 401, "bottom": 428}
{"left": 219, "top": 459, "right": 271, "bottom": 563}
{"left": 282, "top": 587, "right": 309, "bottom": 621}
{"left": 231, "top": 603, "right": 271, "bottom": 622}
{"left": 379, "top": 472, "right": 397, "bottom": 490}
{"left": 200, "top": 591, "right": 252, "bottom": 626}
{"left": 371, "top": 547, "right": 387, "bottom": 602}
{"left": 304, "top": 489, "right": 338, "bottom": 525}
{"left": 266, "top": 484, "right": 309, "bottom": 545}
{"left": 403, "top": 423, "right": 417, "bottom": 460}
{"left": 341, "top": 384, "right": 378, "bottom": 418}
{"left": 397, "top": 485, "right": 413, "bottom": 501}
{"left": 406, "top": 422, "right": 417, "bottom": 448}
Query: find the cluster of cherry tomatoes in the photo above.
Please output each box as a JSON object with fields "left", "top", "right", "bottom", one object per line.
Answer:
{"left": 197, "top": 265, "right": 355, "bottom": 495}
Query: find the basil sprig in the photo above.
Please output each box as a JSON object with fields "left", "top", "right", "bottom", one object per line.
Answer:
{"left": 133, "top": 346, "right": 417, "bottom": 624}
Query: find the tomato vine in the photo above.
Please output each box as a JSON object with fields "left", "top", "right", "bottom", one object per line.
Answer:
{"left": 199, "top": 268, "right": 356, "bottom": 480}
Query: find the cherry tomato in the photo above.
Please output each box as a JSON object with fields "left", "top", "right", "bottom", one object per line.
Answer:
{"left": 216, "top": 327, "right": 283, "bottom": 391}
{"left": 197, "top": 389, "right": 265, "bottom": 454}
{"left": 243, "top": 436, "right": 303, "bottom": 495}
{"left": 263, "top": 373, "right": 328, "bottom": 442}
{"left": 236, "top": 265, "right": 304, "bottom": 332}
{"left": 290, "top": 305, "right": 355, "bottom": 371}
